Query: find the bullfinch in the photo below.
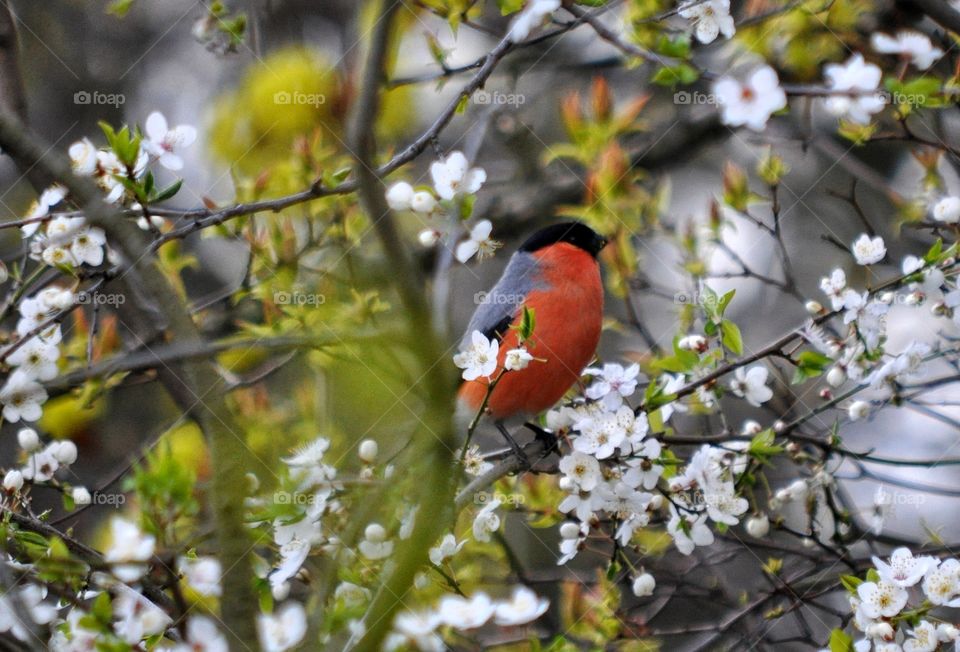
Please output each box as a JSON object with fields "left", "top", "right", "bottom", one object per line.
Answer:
{"left": 456, "top": 221, "right": 607, "bottom": 455}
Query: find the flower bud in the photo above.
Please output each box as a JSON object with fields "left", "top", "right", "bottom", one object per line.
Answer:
{"left": 804, "top": 300, "right": 823, "bottom": 314}
{"left": 678, "top": 335, "right": 708, "bottom": 353}
{"left": 3, "top": 470, "right": 23, "bottom": 492}
{"left": 17, "top": 428, "right": 40, "bottom": 452}
{"left": 52, "top": 440, "right": 78, "bottom": 465}
{"left": 559, "top": 522, "right": 581, "bottom": 540}
{"left": 71, "top": 486, "right": 91, "bottom": 506}
{"left": 632, "top": 572, "right": 655, "bottom": 597}
{"left": 358, "top": 439, "right": 378, "bottom": 464}
{"left": 866, "top": 622, "right": 894, "bottom": 641}
{"left": 418, "top": 229, "right": 440, "bottom": 247}
{"left": 364, "top": 523, "right": 387, "bottom": 543}
{"left": 741, "top": 420, "right": 762, "bottom": 436}
{"left": 826, "top": 366, "right": 846, "bottom": 388}
{"left": 745, "top": 514, "right": 770, "bottom": 538}
{"left": 848, "top": 400, "right": 870, "bottom": 421}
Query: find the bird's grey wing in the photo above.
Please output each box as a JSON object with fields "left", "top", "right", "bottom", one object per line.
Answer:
{"left": 459, "top": 252, "right": 541, "bottom": 349}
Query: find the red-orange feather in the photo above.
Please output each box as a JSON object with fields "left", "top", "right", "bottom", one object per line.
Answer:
{"left": 458, "top": 242, "right": 603, "bottom": 419}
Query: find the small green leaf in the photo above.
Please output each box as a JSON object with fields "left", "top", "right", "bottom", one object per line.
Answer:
{"left": 152, "top": 179, "right": 183, "bottom": 203}
{"left": 840, "top": 574, "right": 863, "bottom": 594}
{"left": 720, "top": 319, "right": 743, "bottom": 355}
{"left": 517, "top": 306, "right": 536, "bottom": 341}
{"left": 829, "top": 628, "right": 853, "bottom": 652}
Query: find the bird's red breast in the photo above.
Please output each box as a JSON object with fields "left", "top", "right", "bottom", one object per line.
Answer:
{"left": 458, "top": 242, "right": 603, "bottom": 419}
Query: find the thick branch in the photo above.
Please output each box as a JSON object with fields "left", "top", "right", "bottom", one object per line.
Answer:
{"left": 0, "top": 114, "right": 261, "bottom": 648}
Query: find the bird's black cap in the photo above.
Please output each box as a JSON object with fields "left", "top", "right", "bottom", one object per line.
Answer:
{"left": 518, "top": 221, "right": 608, "bottom": 258}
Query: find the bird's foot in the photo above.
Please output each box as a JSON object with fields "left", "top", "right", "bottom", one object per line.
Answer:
{"left": 495, "top": 422, "right": 531, "bottom": 470}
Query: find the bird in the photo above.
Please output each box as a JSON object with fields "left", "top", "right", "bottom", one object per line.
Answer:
{"left": 455, "top": 220, "right": 607, "bottom": 459}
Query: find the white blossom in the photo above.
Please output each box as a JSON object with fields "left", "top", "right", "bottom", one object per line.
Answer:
{"left": 455, "top": 219, "right": 500, "bottom": 263}
{"left": 453, "top": 330, "right": 499, "bottom": 381}
{"left": 504, "top": 347, "right": 534, "bottom": 371}
{"left": 430, "top": 151, "right": 486, "bottom": 201}
{"left": 493, "top": 586, "right": 549, "bottom": 625}
{"left": 584, "top": 363, "right": 640, "bottom": 411}
{"left": 179, "top": 557, "right": 222, "bottom": 596}
{"left": 873, "top": 548, "right": 938, "bottom": 588}
{"left": 667, "top": 509, "right": 714, "bottom": 555}
{"left": 729, "top": 366, "right": 773, "bottom": 407}
{"left": 437, "top": 592, "right": 496, "bottom": 629}
{"left": 143, "top": 111, "right": 197, "bottom": 170}
{"left": 0, "top": 371, "right": 48, "bottom": 422}
{"left": 473, "top": 499, "right": 501, "bottom": 542}
{"left": 857, "top": 580, "right": 908, "bottom": 618}
{"left": 933, "top": 196, "right": 960, "bottom": 223}
{"left": 678, "top": 0, "right": 735, "bottom": 44}
{"left": 428, "top": 533, "right": 465, "bottom": 566}
{"left": 258, "top": 603, "right": 307, "bottom": 652}
{"left": 713, "top": 66, "right": 787, "bottom": 131}
{"left": 104, "top": 517, "right": 156, "bottom": 582}
{"left": 823, "top": 54, "right": 885, "bottom": 124}
{"left": 558, "top": 451, "right": 602, "bottom": 491}
{"left": 872, "top": 31, "right": 944, "bottom": 70}
{"left": 507, "top": 0, "right": 561, "bottom": 42}
{"left": 6, "top": 338, "right": 60, "bottom": 381}
{"left": 852, "top": 233, "right": 886, "bottom": 265}
{"left": 903, "top": 620, "right": 938, "bottom": 652}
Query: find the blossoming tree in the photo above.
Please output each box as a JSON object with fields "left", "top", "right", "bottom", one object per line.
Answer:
{"left": 2, "top": 0, "right": 960, "bottom": 650}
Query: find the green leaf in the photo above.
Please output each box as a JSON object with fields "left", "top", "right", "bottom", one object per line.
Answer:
{"left": 923, "top": 238, "right": 943, "bottom": 264}
{"left": 748, "top": 429, "right": 783, "bottom": 459}
{"left": 517, "top": 306, "right": 536, "bottom": 341}
{"left": 720, "top": 319, "right": 743, "bottom": 355}
{"left": 829, "top": 628, "right": 854, "bottom": 652}
{"left": 496, "top": 0, "right": 525, "bottom": 15}
{"left": 107, "top": 0, "right": 135, "bottom": 16}
{"left": 718, "top": 289, "right": 736, "bottom": 317}
{"left": 152, "top": 179, "right": 183, "bottom": 203}
{"left": 656, "top": 34, "right": 691, "bottom": 59}
{"left": 91, "top": 592, "right": 113, "bottom": 624}
{"left": 840, "top": 574, "right": 863, "bottom": 594}
{"left": 651, "top": 63, "right": 699, "bottom": 87}
{"left": 792, "top": 350, "right": 833, "bottom": 384}
{"left": 459, "top": 193, "right": 476, "bottom": 219}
